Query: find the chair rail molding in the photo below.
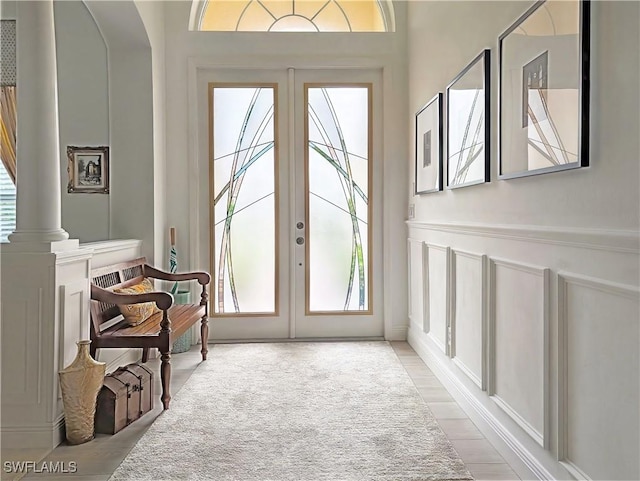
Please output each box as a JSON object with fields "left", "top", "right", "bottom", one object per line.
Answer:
{"left": 406, "top": 220, "right": 639, "bottom": 254}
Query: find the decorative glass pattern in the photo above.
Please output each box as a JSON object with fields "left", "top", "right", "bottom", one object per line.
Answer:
{"left": 211, "top": 85, "right": 277, "bottom": 314}
{"left": 197, "top": 0, "right": 389, "bottom": 32}
{"left": 306, "top": 86, "right": 370, "bottom": 312}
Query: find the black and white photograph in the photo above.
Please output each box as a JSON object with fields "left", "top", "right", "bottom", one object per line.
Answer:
{"left": 522, "top": 50, "right": 548, "bottom": 127}
{"left": 423, "top": 130, "right": 432, "bottom": 167}
{"left": 414, "top": 93, "right": 443, "bottom": 194}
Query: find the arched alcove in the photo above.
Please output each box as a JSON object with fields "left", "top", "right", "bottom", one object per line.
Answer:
{"left": 80, "top": 1, "right": 157, "bottom": 261}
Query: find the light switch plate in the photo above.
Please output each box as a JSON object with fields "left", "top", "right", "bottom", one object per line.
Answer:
{"left": 408, "top": 203, "right": 415, "bottom": 219}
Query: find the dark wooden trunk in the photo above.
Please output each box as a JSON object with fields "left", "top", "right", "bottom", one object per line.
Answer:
{"left": 122, "top": 363, "right": 154, "bottom": 419}
{"left": 95, "top": 363, "right": 154, "bottom": 434}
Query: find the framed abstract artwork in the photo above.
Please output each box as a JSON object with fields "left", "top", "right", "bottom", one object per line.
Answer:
{"left": 415, "top": 93, "right": 443, "bottom": 194}
{"left": 446, "top": 49, "right": 491, "bottom": 189}
{"left": 498, "top": 0, "right": 590, "bottom": 179}
{"left": 67, "top": 146, "right": 110, "bottom": 194}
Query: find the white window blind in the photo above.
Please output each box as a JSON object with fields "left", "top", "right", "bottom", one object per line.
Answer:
{"left": 0, "top": 162, "right": 16, "bottom": 242}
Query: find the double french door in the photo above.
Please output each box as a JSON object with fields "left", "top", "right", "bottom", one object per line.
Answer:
{"left": 201, "top": 68, "right": 382, "bottom": 339}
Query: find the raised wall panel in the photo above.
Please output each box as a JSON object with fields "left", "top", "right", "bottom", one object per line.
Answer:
{"left": 558, "top": 274, "right": 640, "bottom": 481}
{"left": 425, "top": 244, "right": 450, "bottom": 354}
{"left": 451, "top": 250, "right": 486, "bottom": 389}
{"left": 1, "top": 289, "right": 43, "bottom": 407}
{"left": 490, "top": 258, "right": 549, "bottom": 447}
{"left": 59, "top": 280, "right": 90, "bottom": 372}
{"left": 408, "top": 239, "right": 424, "bottom": 330}
{"left": 407, "top": 220, "right": 639, "bottom": 481}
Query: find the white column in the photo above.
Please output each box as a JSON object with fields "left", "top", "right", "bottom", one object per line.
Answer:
{"left": 8, "top": 0, "right": 69, "bottom": 244}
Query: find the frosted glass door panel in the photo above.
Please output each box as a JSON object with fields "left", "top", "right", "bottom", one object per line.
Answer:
{"left": 306, "top": 86, "right": 371, "bottom": 313}
{"left": 211, "top": 85, "right": 278, "bottom": 314}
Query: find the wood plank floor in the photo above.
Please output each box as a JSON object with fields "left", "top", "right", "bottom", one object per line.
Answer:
{"left": 3, "top": 342, "right": 521, "bottom": 481}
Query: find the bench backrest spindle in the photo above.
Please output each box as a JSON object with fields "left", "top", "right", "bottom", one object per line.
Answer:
{"left": 90, "top": 258, "right": 150, "bottom": 337}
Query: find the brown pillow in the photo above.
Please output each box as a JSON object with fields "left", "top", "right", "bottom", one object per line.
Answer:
{"left": 113, "top": 278, "right": 161, "bottom": 326}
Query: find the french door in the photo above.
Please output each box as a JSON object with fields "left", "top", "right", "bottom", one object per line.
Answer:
{"left": 202, "top": 68, "right": 382, "bottom": 339}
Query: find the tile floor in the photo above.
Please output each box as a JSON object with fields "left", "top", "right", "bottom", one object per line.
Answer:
{"left": 2, "top": 342, "right": 521, "bottom": 481}
{"left": 389, "top": 342, "right": 520, "bottom": 481}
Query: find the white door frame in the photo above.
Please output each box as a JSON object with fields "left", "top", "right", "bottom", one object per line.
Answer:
{"left": 187, "top": 55, "right": 404, "bottom": 341}
{"left": 293, "top": 69, "right": 383, "bottom": 338}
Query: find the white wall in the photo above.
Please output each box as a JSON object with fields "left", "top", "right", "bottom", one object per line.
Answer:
{"left": 407, "top": 2, "right": 639, "bottom": 480}
{"left": 0, "top": 2, "right": 15, "bottom": 20}
{"left": 134, "top": 0, "right": 167, "bottom": 270}
{"left": 84, "top": 0, "right": 157, "bottom": 263}
{"left": 51, "top": 0, "right": 163, "bottom": 257}
{"left": 163, "top": 0, "right": 409, "bottom": 338}
{"left": 54, "top": 1, "right": 110, "bottom": 242}
{"left": 408, "top": 1, "right": 639, "bottom": 230}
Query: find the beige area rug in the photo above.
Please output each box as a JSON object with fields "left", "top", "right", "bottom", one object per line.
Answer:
{"left": 109, "top": 342, "right": 473, "bottom": 481}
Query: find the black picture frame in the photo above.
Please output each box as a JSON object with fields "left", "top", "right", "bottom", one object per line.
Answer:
{"left": 498, "top": 0, "right": 590, "bottom": 179}
{"left": 415, "top": 92, "right": 444, "bottom": 195}
{"left": 446, "top": 49, "right": 491, "bottom": 189}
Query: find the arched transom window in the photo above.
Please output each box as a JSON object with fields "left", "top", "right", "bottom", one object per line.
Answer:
{"left": 192, "top": 0, "right": 395, "bottom": 32}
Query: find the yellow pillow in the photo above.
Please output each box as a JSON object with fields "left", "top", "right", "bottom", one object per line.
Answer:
{"left": 113, "top": 278, "right": 161, "bottom": 326}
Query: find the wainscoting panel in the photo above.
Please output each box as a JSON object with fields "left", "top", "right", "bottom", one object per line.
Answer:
{"left": 425, "top": 244, "right": 450, "bottom": 354}
{"left": 451, "top": 250, "right": 486, "bottom": 389}
{"left": 490, "top": 258, "right": 549, "bottom": 447}
{"left": 59, "top": 280, "right": 90, "bottom": 371}
{"left": 558, "top": 273, "right": 640, "bottom": 481}
{"left": 406, "top": 221, "right": 639, "bottom": 481}
{"left": 1, "top": 290, "right": 43, "bottom": 406}
{"left": 408, "top": 239, "right": 425, "bottom": 330}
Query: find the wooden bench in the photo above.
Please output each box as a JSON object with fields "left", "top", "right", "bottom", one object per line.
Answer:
{"left": 90, "top": 257, "right": 210, "bottom": 410}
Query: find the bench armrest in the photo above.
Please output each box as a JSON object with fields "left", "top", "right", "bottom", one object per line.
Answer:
{"left": 144, "top": 264, "right": 211, "bottom": 286}
{"left": 91, "top": 284, "right": 174, "bottom": 311}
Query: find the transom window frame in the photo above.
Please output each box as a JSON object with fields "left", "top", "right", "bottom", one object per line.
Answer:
{"left": 189, "top": 0, "right": 396, "bottom": 32}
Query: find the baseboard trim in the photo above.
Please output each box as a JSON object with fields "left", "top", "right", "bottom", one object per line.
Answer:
{"left": 389, "top": 325, "right": 408, "bottom": 341}
{"left": 408, "top": 327, "right": 556, "bottom": 481}
{"left": 1, "top": 417, "right": 64, "bottom": 452}
{"left": 209, "top": 337, "right": 385, "bottom": 344}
